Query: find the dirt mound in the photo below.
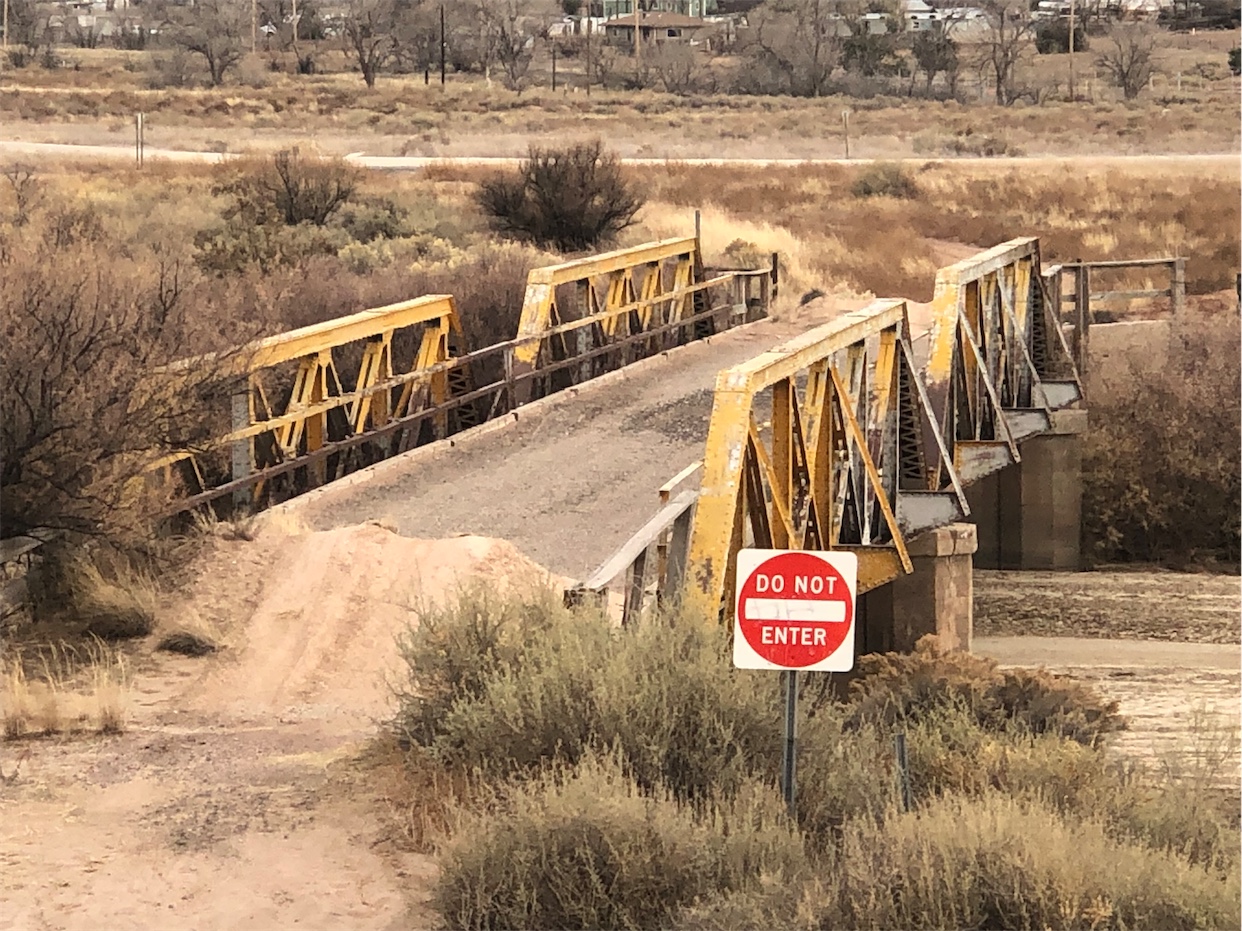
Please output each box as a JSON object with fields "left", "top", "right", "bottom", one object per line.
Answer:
{"left": 167, "top": 521, "right": 563, "bottom": 728}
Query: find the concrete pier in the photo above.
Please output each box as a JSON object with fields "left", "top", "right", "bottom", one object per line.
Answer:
{"left": 967, "top": 409, "right": 1088, "bottom": 571}
{"left": 858, "top": 523, "right": 978, "bottom": 656}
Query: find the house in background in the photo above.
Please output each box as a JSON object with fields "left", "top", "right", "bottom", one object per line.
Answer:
{"left": 601, "top": 1, "right": 717, "bottom": 18}
{"left": 603, "top": 11, "right": 717, "bottom": 45}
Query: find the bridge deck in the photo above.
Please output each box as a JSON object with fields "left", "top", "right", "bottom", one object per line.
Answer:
{"left": 288, "top": 315, "right": 822, "bottom": 580}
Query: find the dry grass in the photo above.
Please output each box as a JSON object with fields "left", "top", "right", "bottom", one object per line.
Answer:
{"left": 0, "top": 35, "right": 1236, "bottom": 158}
{"left": 70, "top": 559, "right": 160, "bottom": 642}
{"left": 627, "top": 158, "right": 1240, "bottom": 300}
{"left": 1, "top": 639, "right": 130, "bottom": 739}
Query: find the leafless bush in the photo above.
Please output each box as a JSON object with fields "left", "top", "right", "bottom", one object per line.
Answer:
{"left": 1097, "top": 23, "right": 1158, "bottom": 100}
{"left": 477, "top": 141, "right": 643, "bottom": 251}
{"left": 2, "top": 164, "right": 40, "bottom": 226}
{"left": 197, "top": 151, "right": 361, "bottom": 272}
{"left": 0, "top": 235, "right": 234, "bottom": 551}
{"left": 219, "top": 151, "right": 360, "bottom": 227}
{"left": 1083, "top": 310, "right": 1241, "bottom": 566}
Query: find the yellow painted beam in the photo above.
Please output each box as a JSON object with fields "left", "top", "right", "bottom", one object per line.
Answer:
{"left": 161, "top": 295, "right": 460, "bottom": 378}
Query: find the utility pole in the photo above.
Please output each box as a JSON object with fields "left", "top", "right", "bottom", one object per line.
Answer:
{"left": 439, "top": 3, "right": 446, "bottom": 87}
{"left": 551, "top": 40, "right": 557, "bottom": 91}
{"left": 3, "top": 0, "right": 8, "bottom": 52}
{"left": 633, "top": 0, "right": 640, "bottom": 62}
{"left": 1068, "top": 0, "right": 1076, "bottom": 100}
{"left": 251, "top": 0, "right": 257, "bottom": 54}
{"left": 585, "top": 16, "right": 591, "bottom": 97}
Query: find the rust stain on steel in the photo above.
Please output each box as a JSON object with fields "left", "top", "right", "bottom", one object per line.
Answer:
{"left": 684, "top": 236, "right": 1089, "bottom": 622}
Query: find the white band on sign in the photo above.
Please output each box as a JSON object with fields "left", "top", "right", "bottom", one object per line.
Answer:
{"left": 742, "top": 599, "right": 847, "bottom": 623}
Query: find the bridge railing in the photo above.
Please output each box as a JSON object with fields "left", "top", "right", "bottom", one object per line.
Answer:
{"left": 143, "top": 236, "right": 776, "bottom": 517}
{"left": 1043, "top": 256, "right": 1185, "bottom": 376}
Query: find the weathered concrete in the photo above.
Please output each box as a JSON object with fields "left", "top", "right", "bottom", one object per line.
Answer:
{"left": 968, "top": 409, "right": 1087, "bottom": 571}
{"left": 858, "top": 523, "right": 977, "bottom": 656}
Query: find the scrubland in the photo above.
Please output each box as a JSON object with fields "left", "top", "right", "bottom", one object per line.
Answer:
{"left": 389, "top": 585, "right": 1240, "bottom": 931}
{"left": 0, "top": 32, "right": 1237, "bottom": 158}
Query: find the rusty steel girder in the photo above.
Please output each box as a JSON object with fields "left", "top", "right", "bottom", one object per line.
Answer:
{"left": 510, "top": 237, "right": 702, "bottom": 401}
{"left": 920, "top": 238, "right": 1083, "bottom": 490}
{"left": 683, "top": 300, "right": 969, "bottom": 621}
{"left": 143, "top": 294, "right": 464, "bottom": 512}
{"left": 684, "top": 238, "right": 1086, "bottom": 624}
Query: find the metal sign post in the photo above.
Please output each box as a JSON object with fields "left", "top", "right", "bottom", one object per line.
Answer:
{"left": 782, "top": 669, "right": 797, "bottom": 817}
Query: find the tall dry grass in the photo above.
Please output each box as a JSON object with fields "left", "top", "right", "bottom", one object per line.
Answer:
{"left": 1, "top": 639, "right": 129, "bottom": 739}
{"left": 630, "top": 159, "right": 1241, "bottom": 300}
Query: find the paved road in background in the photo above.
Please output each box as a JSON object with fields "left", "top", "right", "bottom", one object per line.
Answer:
{"left": 0, "top": 139, "right": 1234, "bottom": 171}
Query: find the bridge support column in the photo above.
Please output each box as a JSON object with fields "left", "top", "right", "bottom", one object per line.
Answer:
{"left": 857, "top": 523, "right": 977, "bottom": 657}
{"left": 967, "top": 409, "right": 1088, "bottom": 571}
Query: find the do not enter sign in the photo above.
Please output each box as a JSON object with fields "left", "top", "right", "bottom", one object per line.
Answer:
{"left": 733, "top": 549, "right": 858, "bottom": 672}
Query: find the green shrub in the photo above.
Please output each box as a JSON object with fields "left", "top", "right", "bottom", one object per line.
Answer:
{"left": 847, "top": 636, "right": 1125, "bottom": 747}
{"left": 794, "top": 706, "right": 900, "bottom": 842}
{"left": 392, "top": 580, "right": 571, "bottom": 750}
{"left": 434, "top": 752, "right": 804, "bottom": 931}
{"left": 850, "top": 163, "right": 918, "bottom": 199}
{"left": 689, "top": 794, "right": 1241, "bottom": 930}
{"left": 398, "top": 591, "right": 783, "bottom": 802}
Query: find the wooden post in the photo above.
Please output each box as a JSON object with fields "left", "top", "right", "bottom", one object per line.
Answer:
{"left": 1074, "top": 264, "right": 1090, "bottom": 377}
{"left": 1171, "top": 258, "right": 1186, "bottom": 316}
{"left": 551, "top": 40, "right": 557, "bottom": 90}
{"left": 439, "top": 3, "right": 446, "bottom": 87}
{"left": 230, "top": 389, "right": 254, "bottom": 511}
{"left": 623, "top": 548, "right": 648, "bottom": 626}
{"left": 1067, "top": 0, "right": 1076, "bottom": 100}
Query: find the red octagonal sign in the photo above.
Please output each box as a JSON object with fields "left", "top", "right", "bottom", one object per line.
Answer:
{"left": 733, "top": 549, "right": 858, "bottom": 672}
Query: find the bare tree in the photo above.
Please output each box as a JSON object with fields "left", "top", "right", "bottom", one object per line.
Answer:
{"left": 0, "top": 238, "right": 233, "bottom": 548}
{"left": 478, "top": 0, "right": 543, "bottom": 92}
{"left": 911, "top": 25, "right": 958, "bottom": 96}
{"left": 1097, "top": 23, "right": 1157, "bottom": 100}
{"left": 652, "top": 43, "right": 703, "bottom": 96}
{"left": 168, "top": 0, "right": 247, "bottom": 86}
{"left": 977, "top": 0, "right": 1035, "bottom": 106}
{"left": 342, "top": 0, "right": 399, "bottom": 87}
{"left": 746, "top": 0, "right": 844, "bottom": 98}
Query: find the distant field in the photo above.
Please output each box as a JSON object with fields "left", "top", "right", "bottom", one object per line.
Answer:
{"left": 0, "top": 31, "right": 1237, "bottom": 158}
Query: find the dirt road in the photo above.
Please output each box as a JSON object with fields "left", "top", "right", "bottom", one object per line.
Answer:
{"left": 1, "top": 526, "right": 560, "bottom": 931}
{"left": 0, "top": 138, "right": 1235, "bottom": 172}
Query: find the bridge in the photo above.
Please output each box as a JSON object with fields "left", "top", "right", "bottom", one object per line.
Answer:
{"left": 124, "top": 228, "right": 1184, "bottom": 659}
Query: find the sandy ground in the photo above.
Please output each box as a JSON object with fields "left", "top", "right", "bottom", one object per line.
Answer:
{"left": 977, "top": 637, "right": 1241, "bottom": 784}
{"left": 0, "top": 524, "right": 560, "bottom": 931}
{"left": 4, "top": 534, "right": 1238, "bottom": 930}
